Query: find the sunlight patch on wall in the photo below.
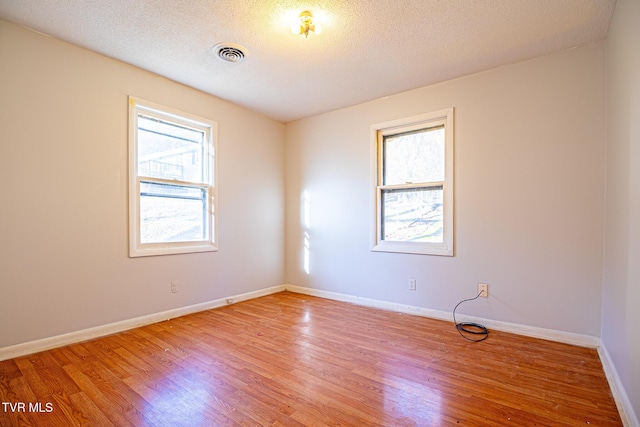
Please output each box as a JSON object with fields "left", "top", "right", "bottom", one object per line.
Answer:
{"left": 302, "top": 190, "right": 311, "bottom": 274}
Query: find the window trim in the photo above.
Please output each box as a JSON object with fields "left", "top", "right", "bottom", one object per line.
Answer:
{"left": 128, "top": 96, "right": 218, "bottom": 257}
{"left": 370, "top": 108, "right": 454, "bottom": 256}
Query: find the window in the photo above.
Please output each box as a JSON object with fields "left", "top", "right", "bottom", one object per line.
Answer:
{"left": 128, "top": 97, "right": 217, "bottom": 257}
{"left": 371, "top": 108, "right": 454, "bottom": 256}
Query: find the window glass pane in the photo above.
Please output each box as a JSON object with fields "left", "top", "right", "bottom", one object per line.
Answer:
{"left": 137, "top": 115, "right": 205, "bottom": 182}
{"left": 140, "top": 181, "right": 207, "bottom": 244}
{"left": 381, "top": 186, "right": 443, "bottom": 243}
{"left": 383, "top": 126, "right": 444, "bottom": 185}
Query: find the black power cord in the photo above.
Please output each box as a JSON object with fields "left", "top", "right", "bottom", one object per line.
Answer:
{"left": 453, "top": 291, "right": 489, "bottom": 342}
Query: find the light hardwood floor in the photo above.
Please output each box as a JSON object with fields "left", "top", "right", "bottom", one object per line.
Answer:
{"left": 0, "top": 291, "right": 622, "bottom": 426}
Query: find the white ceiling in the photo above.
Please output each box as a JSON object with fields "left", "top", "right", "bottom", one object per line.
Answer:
{"left": 0, "top": 1, "right": 616, "bottom": 123}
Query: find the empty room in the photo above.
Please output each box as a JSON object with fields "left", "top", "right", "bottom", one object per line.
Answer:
{"left": 0, "top": 0, "right": 638, "bottom": 425}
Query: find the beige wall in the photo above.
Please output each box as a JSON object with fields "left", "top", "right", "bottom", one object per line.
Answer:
{"left": 0, "top": 10, "right": 636, "bottom": 422}
{"left": 0, "top": 20, "right": 285, "bottom": 348}
{"left": 602, "top": 0, "right": 640, "bottom": 422}
{"left": 285, "top": 42, "right": 606, "bottom": 336}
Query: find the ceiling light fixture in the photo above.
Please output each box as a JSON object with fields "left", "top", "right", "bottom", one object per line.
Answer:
{"left": 291, "top": 11, "right": 322, "bottom": 38}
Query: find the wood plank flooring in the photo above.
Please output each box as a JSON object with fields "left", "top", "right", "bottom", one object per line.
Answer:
{"left": 0, "top": 291, "right": 622, "bottom": 426}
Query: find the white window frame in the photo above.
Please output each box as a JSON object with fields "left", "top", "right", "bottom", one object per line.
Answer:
{"left": 371, "top": 108, "right": 454, "bottom": 256}
{"left": 128, "top": 96, "right": 218, "bottom": 257}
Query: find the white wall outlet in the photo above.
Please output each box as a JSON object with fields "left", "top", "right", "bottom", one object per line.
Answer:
{"left": 171, "top": 280, "right": 179, "bottom": 293}
{"left": 408, "top": 278, "right": 416, "bottom": 291}
{"left": 478, "top": 283, "right": 489, "bottom": 298}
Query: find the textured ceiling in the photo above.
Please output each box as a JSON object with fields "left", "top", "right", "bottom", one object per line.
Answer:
{"left": 0, "top": 0, "right": 616, "bottom": 122}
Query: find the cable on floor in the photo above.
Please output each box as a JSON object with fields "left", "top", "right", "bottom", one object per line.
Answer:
{"left": 453, "top": 291, "right": 489, "bottom": 342}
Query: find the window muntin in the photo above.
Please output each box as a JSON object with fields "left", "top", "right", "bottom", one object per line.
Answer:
{"left": 129, "top": 97, "right": 217, "bottom": 257}
{"left": 372, "top": 108, "right": 454, "bottom": 256}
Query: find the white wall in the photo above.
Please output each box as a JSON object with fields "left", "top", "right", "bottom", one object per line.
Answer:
{"left": 285, "top": 43, "right": 606, "bottom": 336}
{"left": 0, "top": 20, "right": 285, "bottom": 349}
{"left": 602, "top": 0, "right": 640, "bottom": 422}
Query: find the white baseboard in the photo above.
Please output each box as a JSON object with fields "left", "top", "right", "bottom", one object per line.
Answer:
{"left": 1, "top": 282, "right": 599, "bottom": 358}
{"left": 0, "top": 285, "right": 286, "bottom": 362}
{"left": 2, "top": 283, "right": 633, "bottom": 425}
{"left": 598, "top": 344, "right": 639, "bottom": 427}
{"left": 286, "top": 284, "right": 636, "bottom": 425}
{"left": 284, "top": 284, "right": 599, "bottom": 348}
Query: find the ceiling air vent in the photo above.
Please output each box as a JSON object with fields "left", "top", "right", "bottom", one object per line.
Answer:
{"left": 213, "top": 43, "right": 248, "bottom": 63}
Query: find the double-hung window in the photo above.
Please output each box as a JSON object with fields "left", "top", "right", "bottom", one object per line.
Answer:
{"left": 128, "top": 97, "right": 217, "bottom": 257}
{"left": 371, "top": 108, "right": 454, "bottom": 256}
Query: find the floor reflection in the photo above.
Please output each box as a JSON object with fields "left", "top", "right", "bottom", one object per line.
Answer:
{"left": 383, "top": 377, "right": 443, "bottom": 425}
{"left": 136, "top": 366, "right": 219, "bottom": 426}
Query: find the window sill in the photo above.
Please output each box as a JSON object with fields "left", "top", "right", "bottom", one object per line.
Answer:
{"left": 371, "top": 241, "right": 453, "bottom": 256}
{"left": 129, "top": 242, "right": 218, "bottom": 258}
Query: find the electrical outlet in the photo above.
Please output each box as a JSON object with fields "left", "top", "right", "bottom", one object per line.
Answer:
{"left": 171, "top": 280, "right": 179, "bottom": 293}
{"left": 408, "top": 278, "right": 416, "bottom": 291}
{"left": 478, "top": 283, "right": 489, "bottom": 298}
